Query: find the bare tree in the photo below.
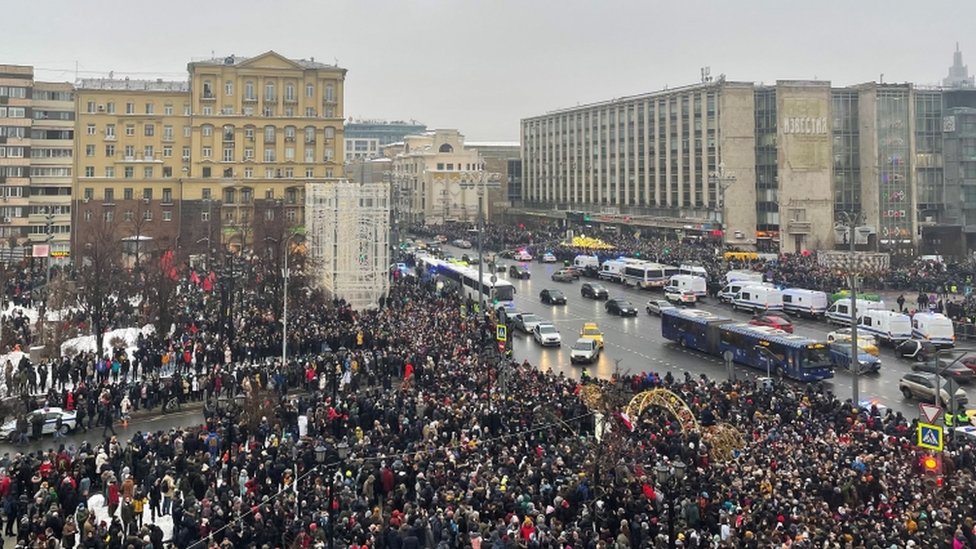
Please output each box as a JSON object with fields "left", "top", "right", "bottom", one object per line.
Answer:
{"left": 76, "top": 220, "right": 128, "bottom": 358}
{"left": 142, "top": 243, "right": 180, "bottom": 336}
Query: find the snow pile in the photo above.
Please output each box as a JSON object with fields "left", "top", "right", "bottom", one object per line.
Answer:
{"left": 60, "top": 324, "right": 156, "bottom": 360}
{"left": 88, "top": 493, "right": 174, "bottom": 541}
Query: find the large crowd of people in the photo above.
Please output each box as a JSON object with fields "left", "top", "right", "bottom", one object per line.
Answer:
{"left": 0, "top": 223, "right": 971, "bottom": 547}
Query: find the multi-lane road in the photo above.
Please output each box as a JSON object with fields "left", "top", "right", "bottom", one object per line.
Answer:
{"left": 442, "top": 247, "right": 962, "bottom": 418}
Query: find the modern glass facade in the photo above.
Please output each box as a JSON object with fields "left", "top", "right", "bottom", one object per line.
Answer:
{"left": 832, "top": 90, "right": 860, "bottom": 215}
{"left": 915, "top": 91, "right": 945, "bottom": 223}
{"left": 754, "top": 88, "right": 778, "bottom": 233}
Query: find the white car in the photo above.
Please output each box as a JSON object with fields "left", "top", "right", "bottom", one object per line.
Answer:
{"left": 514, "top": 251, "right": 533, "bottom": 261}
{"left": 540, "top": 252, "right": 558, "bottom": 263}
{"left": 533, "top": 322, "right": 562, "bottom": 347}
{"left": 0, "top": 407, "right": 77, "bottom": 441}
{"left": 570, "top": 338, "right": 600, "bottom": 364}
{"left": 646, "top": 299, "right": 675, "bottom": 316}
{"left": 665, "top": 287, "right": 697, "bottom": 305}
{"left": 513, "top": 312, "right": 541, "bottom": 334}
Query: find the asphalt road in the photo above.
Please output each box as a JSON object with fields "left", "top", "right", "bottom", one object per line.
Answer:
{"left": 0, "top": 405, "right": 206, "bottom": 455}
{"left": 441, "top": 245, "right": 963, "bottom": 418}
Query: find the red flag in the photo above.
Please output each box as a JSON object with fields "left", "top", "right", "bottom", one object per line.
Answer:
{"left": 202, "top": 277, "right": 213, "bottom": 292}
{"left": 190, "top": 271, "right": 201, "bottom": 285}
{"left": 168, "top": 267, "right": 178, "bottom": 281}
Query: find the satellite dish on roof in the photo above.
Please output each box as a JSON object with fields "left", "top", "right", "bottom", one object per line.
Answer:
{"left": 224, "top": 56, "right": 235, "bottom": 65}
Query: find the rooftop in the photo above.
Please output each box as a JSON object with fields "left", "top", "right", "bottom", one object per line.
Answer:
{"left": 76, "top": 77, "right": 188, "bottom": 92}
{"left": 190, "top": 53, "right": 342, "bottom": 71}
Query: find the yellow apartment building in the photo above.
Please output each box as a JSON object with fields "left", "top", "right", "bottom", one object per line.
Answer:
{"left": 72, "top": 51, "right": 346, "bottom": 260}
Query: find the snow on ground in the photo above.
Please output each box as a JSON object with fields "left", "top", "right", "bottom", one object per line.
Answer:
{"left": 88, "top": 493, "right": 174, "bottom": 542}
{"left": 61, "top": 324, "right": 156, "bottom": 360}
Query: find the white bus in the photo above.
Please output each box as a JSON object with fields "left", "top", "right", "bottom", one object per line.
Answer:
{"left": 622, "top": 262, "right": 679, "bottom": 289}
{"left": 419, "top": 257, "right": 517, "bottom": 310}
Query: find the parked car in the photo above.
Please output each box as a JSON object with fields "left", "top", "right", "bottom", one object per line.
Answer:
{"left": 512, "top": 312, "right": 541, "bottom": 334}
{"left": 749, "top": 314, "right": 794, "bottom": 333}
{"left": 646, "top": 299, "right": 675, "bottom": 316}
{"left": 827, "top": 329, "right": 880, "bottom": 357}
{"left": 540, "top": 289, "right": 567, "bottom": 305}
{"left": 453, "top": 239, "right": 473, "bottom": 249}
{"left": 581, "top": 282, "right": 609, "bottom": 300}
{"left": 665, "top": 287, "right": 697, "bottom": 306}
{"left": 508, "top": 265, "right": 531, "bottom": 279}
{"left": 912, "top": 359, "right": 976, "bottom": 384}
{"left": 579, "top": 322, "right": 605, "bottom": 348}
{"left": 0, "top": 407, "right": 76, "bottom": 441}
{"left": 514, "top": 250, "right": 533, "bottom": 261}
{"left": 551, "top": 268, "right": 576, "bottom": 282}
{"left": 570, "top": 338, "right": 600, "bottom": 364}
{"left": 899, "top": 372, "right": 969, "bottom": 407}
{"left": 606, "top": 298, "right": 638, "bottom": 316}
{"left": 896, "top": 339, "right": 937, "bottom": 362}
{"left": 540, "top": 252, "right": 558, "bottom": 263}
{"left": 829, "top": 343, "right": 882, "bottom": 374}
{"left": 533, "top": 322, "right": 562, "bottom": 347}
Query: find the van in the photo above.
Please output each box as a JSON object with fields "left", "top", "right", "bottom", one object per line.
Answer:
{"left": 679, "top": 264, "right": 709, "bottom": 278}
{"left": 781, "top": 289, "right": 829, "bottom": 319}
{"left": 911, "top": 312, "right": 955, "bottom": 348}
{"left": 574, "top": 255, "right": 600, "bottom": 271}
{"left": 732, "top": 286, "right": 784, "bottom": 313}
{"left": 667, "top": 274, "right": 707, "bottom": 298}
{"left": 825, "top": 298, "right": 887, "bottom": 325}
{"left": 719, "top": 280, "right": 774, "bottom": 304}
{"left": 598, "top": 259, "right": 628, "bottom": 283}
{"left": 725, "top": 270, "right": 764, "bottom": 284}
{"left": 858, "top": 310, "right": 912, "bottom": 345}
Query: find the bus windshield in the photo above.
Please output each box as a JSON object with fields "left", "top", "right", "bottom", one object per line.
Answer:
{"left": 802, "top": 346, "right": 833, "bottom": 369}
{"left": 494, "top": 285, "right": 515, "bottom": 302}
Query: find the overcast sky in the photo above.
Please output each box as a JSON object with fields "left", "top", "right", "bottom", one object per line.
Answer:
{"left": 5, "top": 0, "right": 974, "bottom": 141}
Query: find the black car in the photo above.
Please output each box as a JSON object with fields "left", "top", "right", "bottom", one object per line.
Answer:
{"left": 896, "top": 339, "right": 936, "bottom": 362}
{"left": 509, "top": 265, "right": 531, "bottom": 279}
{"left": 540, "top": 289, "right": 567, "bottom": 305}
{"left": 581, "top": 282, "right": 609, "bottom": 300}
{"left": 912, "top": 359, "right": 976, "bottom": 383}
{"left": 606, "top": 298, "right": 638, "bottom": 316}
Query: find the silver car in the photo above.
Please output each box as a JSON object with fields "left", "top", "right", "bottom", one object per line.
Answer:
{"left": 533, "top": 322, "right": 562, "bottom": 347}
{"left": 0, "top": 407, "right": 77, "bottom": 441}
{"left": 899, "top": 372, "right": 969, "bottom": 407}
{"left": 646, "top": 299, "right": 675, "bottom": 316}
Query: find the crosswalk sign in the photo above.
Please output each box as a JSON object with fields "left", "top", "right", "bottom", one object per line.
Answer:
{"left": 496, "top": 324, "right": 507, "bottom": 342}
{"left": 917, "top": 422, "right": 944, "bottom": 452}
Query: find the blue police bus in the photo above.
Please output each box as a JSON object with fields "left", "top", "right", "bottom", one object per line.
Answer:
{"left": 661, "top": 308, "right": 834, "bottom": 382}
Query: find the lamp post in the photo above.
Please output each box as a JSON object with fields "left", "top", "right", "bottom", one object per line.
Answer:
{"left": 708, "top": 162, "right": 737, "bottom": 236}
{"left": 655, "top": 459, "right": 687, "bottom": 549}
{"left": 281, "top": 232, "right": 301, "bottom": 367}
{"left": 314, "top": 445, "right": 329, "bottom": 547}
{"left": 460, "top": 171, "right": 501, "bottom": 312}
{"left": 837, "top": 211, "right": 863, "bottom": 406}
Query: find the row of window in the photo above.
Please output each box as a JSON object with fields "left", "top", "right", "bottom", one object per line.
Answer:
{"left": 84, "top": 210, "right": 173, "bottom": 223}
{"left": 33, "top": 110, "right": 73, "bottom": 121}
{"left": 82, "top": 164, "right": 333, "bottom": 180}
{"left": 32, "top": 148, "right": 72, "bottom": 158}
{"left": 203, "top": 80, "right": 336, "bottom": 102}
{"left": 0, "top": 147, "right": 25, "bottom": 158}
{"left": 0, "top": 107, "right": 26, "bottom": 118}
{"left": 0, "top": 87, "right": 28, "bottom": 99}
{"left": 90, "top": 123, "right": 338, "bottom": 141}
{"left": 0, "top": 126, "right": 26, "bottom": 138}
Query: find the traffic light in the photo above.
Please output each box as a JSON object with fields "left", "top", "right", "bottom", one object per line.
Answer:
{"left": 921, "top": 453, "right": 943, "bottom": 487}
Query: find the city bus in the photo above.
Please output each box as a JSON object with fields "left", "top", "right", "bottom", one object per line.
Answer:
{"left": 621, "top": 262, "right": 679, "bottom": 289}
{"left": 661, "top": 308, "right": 834, "bottom": 382}
{"left": 419, "top": 256, "right": 517, "bottom": 310}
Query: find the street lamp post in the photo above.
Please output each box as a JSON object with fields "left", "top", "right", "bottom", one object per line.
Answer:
{"left": 460, "top": 171, "right": 501, "bottom": 312}
{"left": 655, "top": 459, "right": 687, "bottom": 549}
{"left": 280, "top": 232, "right": 301, "bottom": 367}
{"left": 708, "top": 162, "right": 737, "bottom": 235}
{"left": 837, "top": 211, "right": 863, "bottom": 406}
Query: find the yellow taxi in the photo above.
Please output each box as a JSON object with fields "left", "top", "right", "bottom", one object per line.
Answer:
{"left": 827, "top": 329, "right": 880, "bottom": 357}
{"left": 580, "top": 323, "right": 605, "bottom": 349}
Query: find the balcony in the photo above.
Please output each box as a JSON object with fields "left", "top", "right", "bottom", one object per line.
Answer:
{"left": 201, "top": 91, "right": 216, "bottom": 101}
{"left": 787, "top": 220, "right": 811, "bottom": 234}
{"left": 243, "top": 95, "right": 257, "bottom": 103}
{"left": 283, "top": 96, "right": 298, "bottom": 104}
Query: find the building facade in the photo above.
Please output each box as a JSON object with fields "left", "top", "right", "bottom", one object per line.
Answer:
{"left": 521, "top": 59, "right": 976, "bottom": 254}
{"left": 345, "top": 119, "right": 426, "bottom": 147}
{"left": 72, "top": 51, "right": 346, "bottom": 260}
{"left": 0, "top": 65, "right": 73, "bottom": 263}
{"left": 344, "top": 137, "right": 380, "bottom": 161}
{"left": 390, "top": 129, "right": 488, "bottom": 225}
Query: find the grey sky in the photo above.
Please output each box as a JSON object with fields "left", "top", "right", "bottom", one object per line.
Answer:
{"left": 5, "top": 0, "right": 975, "bottom": 141}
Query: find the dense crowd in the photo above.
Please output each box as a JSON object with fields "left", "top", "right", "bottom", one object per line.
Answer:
{"left": 0, "top": 263, "right": 970, "bottom": 548}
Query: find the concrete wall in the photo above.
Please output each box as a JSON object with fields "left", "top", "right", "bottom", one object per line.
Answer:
{"left": 776, "top": 81, "right": 834, "bottom": 253}
{"left": 718, "top": 83, "right": 758, "bottom": 248}
{"left": 857, "top": 85, "right": 881, "bottom": 237}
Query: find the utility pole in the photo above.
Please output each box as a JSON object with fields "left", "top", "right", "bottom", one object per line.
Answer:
{"left": 838, "top": 211, "right": 862, "bottom": 405}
